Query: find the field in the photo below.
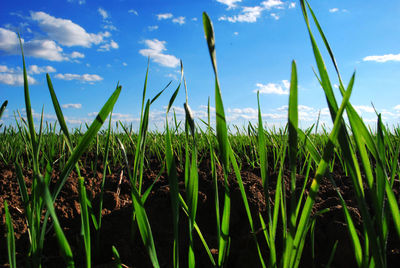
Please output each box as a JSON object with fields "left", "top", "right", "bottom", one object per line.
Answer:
{"left": 1, "top": 1, "right": 400, "bottom": 267}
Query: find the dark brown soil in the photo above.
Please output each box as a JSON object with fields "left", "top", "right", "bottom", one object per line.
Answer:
{"left": 1, "top": 158, "right": 400, "bottom": 267}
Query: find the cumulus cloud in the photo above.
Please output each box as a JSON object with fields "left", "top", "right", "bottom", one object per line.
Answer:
{"left": 28, "top": 65, "right": 56, "bottom": 74}
{"left": 30, "top": 11, "right": 110, "bottom": 47}
{"left": 55, "top": 73, "right": 103, "bottom": 83}
{"left": 139, "top": 39, "right": 180, "bottom": 68}
{"left": 0, "top": 27, "right": 68, "bottom": 61}
{"left": 262, "top": 0, "right": 284, "bottom": 10}
{"left": 157, "top": 13, "right": 173, "bottom": 20}
{"left": 255, "top": 80, "right": 290, "bottom": 95}
{"left": 97, "top": 40, "right": 119, "bottom": 51}
{"left": 219, "top": 6, "right": 264, "bottom": 23}
{"left": 0, "top": 65, "right": 36, "bottom": 86}
{"left": 394, "top": 105, "right": 400, "bottom": 111}
{"left": 363, "top": 53, "right": 400, "bottom": 63}
{"left": 172, "top": 16, "right": 186, "bottom": 25}
{"left": 62, "top": 103, "right": 82, "bottom": 109}
{"left": 216, "top": 0, "right": 242, "bottom": 9}
{"left": 70, "top": 51, "right": 85, "bottom": 58}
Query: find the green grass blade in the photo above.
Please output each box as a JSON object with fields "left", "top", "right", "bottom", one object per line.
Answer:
{"left": 165, "top": 85, "right": 181, "bottom": 268}
{"left": 46, "top": 74, "right": 73, "bottom": 148}
{"left": 4, "top": 201, "right": 16, "bottom": 268}
{"left": 291, "top": 76, "right": 353, "bottom": 267}
{"left": 0, "top": 100, "right": 7, "bottom": 120}
{"left": 41, "top": 176, "right": 74, "bottom": 267}
{"left": 112, "top": 246, "right": 122, "bottom": 268}
{"left": 79, "top": 176, "right": 91, "bottom": 268}
{"left": 52, "top": 84, "right": 121, "bottom": 201}
{"left": 18, "top": 34, "right": 37, "bottom": 157}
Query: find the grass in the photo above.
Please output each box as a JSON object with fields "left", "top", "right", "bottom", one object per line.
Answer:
{"left": 1, "top": 0, "right": 400, "bottom": 267}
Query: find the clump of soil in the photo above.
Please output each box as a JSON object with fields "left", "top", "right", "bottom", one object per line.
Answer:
{"left": 1, "top": 159, "right": 399, "bottom": 267}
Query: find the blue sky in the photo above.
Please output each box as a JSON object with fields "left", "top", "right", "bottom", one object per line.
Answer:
{"left": 1, "top": 0, "right": 399, "bottom": 130}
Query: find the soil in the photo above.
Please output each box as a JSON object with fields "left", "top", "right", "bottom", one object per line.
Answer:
{"left": 1, "top": 157, "right": 400, "bottom": 267}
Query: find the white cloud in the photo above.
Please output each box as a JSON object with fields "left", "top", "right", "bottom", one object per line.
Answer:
{"left": 98, "top": 7, "right": 109, "bottom": 19}
{"left": 218, "top": 0, "right": 292, "bottom": 23}
{"left": 62, "top": 103, "right": 82, "bottom": 109}
{"left": 261, "top": 0, "right": 284, "bottom": 10}
{"left": 28, "top": 65, "right": 56, "bottom": 74}
{"left": 70, "top": 51, "right": 85, "bottom": 58}
{"left": 148, "top": 25, "right": 159, "bottom": 31}
{"left": 139, "top": 39, "right": 180, "bottom": 68}
{"left": 363, "top": 53, "right": 400, "bottom": 63}
{"left": 0, "top": 28, "right": 77, "bottom": 61}
{"left": 25, "top": 39, "right": 67, "bottom": 61}
{"left": 255, "top": 80, "right": 290, "bottom": 95}
{"left": 97, "top": 40, "right": 119, "bottom": 51}
{"left": 30, "top": 11, "right": 110, "bottom": 47}
{"left": 219, "top": 6, "right": 264, "bottom": 23}
{"left": 122, "top": 62, "right": 127, "bottom": 66}
{"left": 329, "top": 8, "right": 339, "bottom": 13}
{"left": 394, "top": 105, "right": 400, "bottom": 111}
{"left": 216, "top": 0, "right": 242, "bottom": 9}
{"left": 270, "top": 13, "right": 280, "bottom": 20}
{"left": 0, "top": 27, "right": 20, "bottom": 53}
{"left": 234, "top": 32, "right": 239, "bottom": 35}
{"left": 172, "top": 16, "right": 186, "bottom": 25}
{"left": 0, "top": 65, "right": 36, "bottom": 86}
{"left": 157, "top": 13, "right": 173, "bottom": 20}
{"left": 67, "top": 0, "right": 86, "bottom": 4}
{"left": 192, "top": 17, "right": 198, "bottom": 21}
{"left": 128, "top": 9, "right": 138, "bottom": 16}
{"left": 55, "top": 73, "right": 103, "bottom": 83}
{"left": 354, "top": 105, "right": 375, "bottom": 114}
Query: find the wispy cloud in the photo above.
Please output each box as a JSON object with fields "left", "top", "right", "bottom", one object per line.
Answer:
{"left": 156, "top": 13, "right": 186, "bottom": 25}
{"left": 218, "top": 0, "right": 293, "bottom": 23}
{"left": 216, "top": 0, "right": 242, "bottom": 9}
{"left": 254, "top": 80, "right": 290, "bottom": 95}
{"left": 55, "top": 73, "right": 103, "bottom": 83}
{"left": 97, "top": 40, "right": 119, "bottom": 51}
{"left": 67, "top": 0, "right": 86, "bottom": 4}
{"left": 139, "top": 39, "right": 180, "bottom": 68}
{"left": 128, "top": 9, "right": 138, "bottom": 16}
{"left": 157, "top": 13, "right": 173, "bottom": 20}
{"left": 329, "top": 8, "right": 339, "bottom": 13}
{"left": 353, "top": 105, "right": 375, "bottom": 114}
{"left": 172, "top": 16, "right": 186, "bottom": 25}
{"left": 98, "top": 7, "right": 109, "bottom": 19}
{"left": 148, "top": 25, "right": 159, "bottom": 31}
{"left": 62, "top": 103, "right": 82, "bottom": 109}
{"left": 363, "top": 53, "right": 400, "bottom": 63}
